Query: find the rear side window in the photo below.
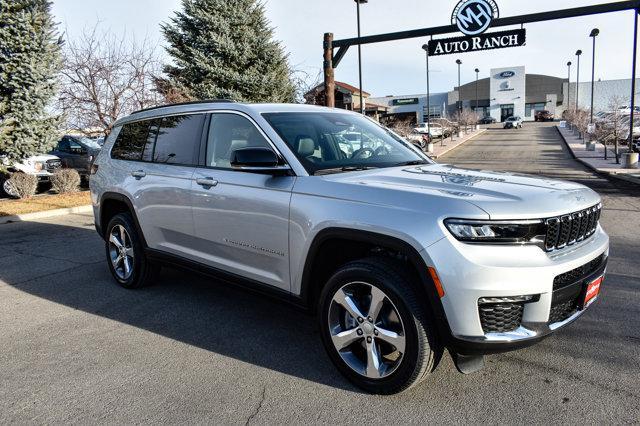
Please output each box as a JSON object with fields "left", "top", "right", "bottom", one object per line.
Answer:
{"left": 152, "top": 114, "right": 204, "bottom": 165}
{"left": 111, "top": 120, "right": 152, "bottom": 161}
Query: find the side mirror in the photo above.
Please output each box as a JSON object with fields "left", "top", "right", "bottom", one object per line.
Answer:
{"left": 230, "top": 147, "right": 291, "bottom": 174}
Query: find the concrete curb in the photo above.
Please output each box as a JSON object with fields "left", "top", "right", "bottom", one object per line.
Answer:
{"left": 431, "top": 128, "right": 487, "bottom": 159}
{"left": 0, "top": 205, "right": 92, "bottom": 225}
{"left": 555, "top": 126, "right": 640, "bottom": 185}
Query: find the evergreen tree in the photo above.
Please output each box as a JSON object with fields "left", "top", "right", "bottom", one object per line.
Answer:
{"left": 0, "top": 0, "right": 62, "bottom": 162}
{"left": 162, "top": 0, "right": 296, "bottom": 103}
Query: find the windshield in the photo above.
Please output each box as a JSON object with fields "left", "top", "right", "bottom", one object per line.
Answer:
{"left": 263, "top": 112, "right": 430, "bottom": 174}
{"left": 78, "top": 137, "right": 102, "bottom": 149}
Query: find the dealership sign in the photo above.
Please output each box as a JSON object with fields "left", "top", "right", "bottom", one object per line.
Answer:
{"left": 452, "top": 0, "right": 499, "bottom": 36}
{"left": 427, "top": 28, "right": 526, "bottom": 56}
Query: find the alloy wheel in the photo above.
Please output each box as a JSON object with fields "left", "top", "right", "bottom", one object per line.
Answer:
{"left": 328, "top": 282, "right": 406, "bottom": 379}
{"left": 108, "top": 224, "right": 134, "bottom": 280}
{"left": 3, "top": 179, "right": 18, "bottom": 198}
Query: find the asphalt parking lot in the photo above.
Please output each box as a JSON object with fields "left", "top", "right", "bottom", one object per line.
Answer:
{"left": 1, "top": 122, "right": 639, "bottom": 424}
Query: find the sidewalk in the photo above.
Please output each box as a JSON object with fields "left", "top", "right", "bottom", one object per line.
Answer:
{"left": 556, "top": 126, "right": 640, "bottom": 185}
{"left": 429, "top": 128, "right": 487, "bottom": 159}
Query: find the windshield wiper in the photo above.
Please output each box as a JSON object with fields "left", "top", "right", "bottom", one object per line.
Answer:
{"left": 341, "top": 165, "right": 377, "bottom": 171}
{"left": 394, "top": 160, "right": 430, "bottom": 167}
{"left": 312, "top": 165, "right": 377, "bottom": 176}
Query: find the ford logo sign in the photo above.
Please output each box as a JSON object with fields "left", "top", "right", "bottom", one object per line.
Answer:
{"left": 499, "top": 71, "right": 516, "bottom": 78}
{"left": 452, "top": 0, "right": 500, "bottom": 36}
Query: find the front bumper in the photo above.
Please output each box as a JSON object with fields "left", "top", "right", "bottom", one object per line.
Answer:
{"left": 423, "top": 225, "right": 609, "bottom": 354}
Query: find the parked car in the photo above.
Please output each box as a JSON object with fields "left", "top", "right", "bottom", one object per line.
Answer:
{"left": 91, "top": 102, "right": 608, "bottom": 394}
{"left": 0, "top": 153, "right": 62, "bottom": 197}
{"left": 534, "top": 110, "right": 554, "bottom": 122}
{"left": 414, "top": 123, "right": 444, "bottom": 137}
{"left": 405, "top": 130, "right": 430, "bottom": 150}
{"left": 503, "top": 116, "right": 523, "bottom": 129}
{"left": 478, "top": 116, "right": 496, "bottom": 125}
{"left": 50, "top": 135, "right": 102, "bottom": 179}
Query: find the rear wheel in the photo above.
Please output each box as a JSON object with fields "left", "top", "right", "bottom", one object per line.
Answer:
{"left": 105, "top": 212, "right": 159, "bottom": 289}
{"left": 319, "top": 258, "right": 440, "bottom": 394}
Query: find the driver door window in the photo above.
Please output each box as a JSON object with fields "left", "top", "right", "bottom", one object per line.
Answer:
{"left": 206, "top": 114, "right": 272, "bottom": 169}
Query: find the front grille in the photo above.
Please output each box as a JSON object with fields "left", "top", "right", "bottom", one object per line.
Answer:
{"left": 549, "top": 298, "right": 579, "bottom": 323}
{"left": 46, "top": 159, "right": 62, "bottom": 172}
{"left": 479, "top": 303, "right": 524, "bottom": 333}
{"left": 553, "top": 254, "right": 605, "bottom": 291}
{"left": 544, "top": 204, "right": 601, "bottom": 251}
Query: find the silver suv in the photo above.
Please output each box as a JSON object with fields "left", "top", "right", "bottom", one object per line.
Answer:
{"left": 90, "top": 101, "right": 609, "bottom": 394}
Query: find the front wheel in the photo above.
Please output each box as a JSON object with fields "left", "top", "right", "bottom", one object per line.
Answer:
{"left": 318, "top": 258, "right": 440, "bottom": 394}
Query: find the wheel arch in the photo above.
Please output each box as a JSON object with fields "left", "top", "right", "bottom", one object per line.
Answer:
{"left": 99, "top": 192, "right": 147, "bottom": 247}
{"left": 299, "top": 227, "right": 453, "bottom": 343}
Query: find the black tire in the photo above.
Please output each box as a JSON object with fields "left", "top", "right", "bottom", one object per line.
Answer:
{"left": 104, "top": 212, "right": 159, "bottom": 289}
{"left": 318, "top": 257, "right": 440, "bottom": 394}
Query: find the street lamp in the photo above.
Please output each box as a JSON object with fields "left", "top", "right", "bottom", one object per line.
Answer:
{"left": 567, "top": 61, "right": 572, "bottom": 112}
{"left": 421, "top": 44, "right": 430, "bottom": 131}
{"left": 456, "top": 59, "right": 462, "bottom": 114}
{"left": 575, "top": 50, "right": 582, "bottom": 112}
{"left": 589, "top": 28, "right": 599, "bottom": 125}
{"left": 354, "top": 0, "right": 368, "bottom": 115}
{"left": 474, "top": 68, "right": 480, "bottom": 115}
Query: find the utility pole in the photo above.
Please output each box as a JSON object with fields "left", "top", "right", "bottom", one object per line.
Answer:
{"left": 355, "top": 0, "right": 368, "bottom": 114}
{"left": 576, "top": 50, "right": 582, "bottom": 112}
{"left": 475, "top": 68, "right": 480, "bottom": 114}
{"left": 567, "top": 61, "right": 572, "bottom": 113}
{"left": 589, "top": 29, "right": 599, "bottom": 125}
{"left": 422, "top": 44, "right": 430, "bottom": 131}
{"left": 456, "top": 59, "right": 462, "bottom": 115}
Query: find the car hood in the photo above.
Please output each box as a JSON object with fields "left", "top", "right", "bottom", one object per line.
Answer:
{"left": 320, "top": 164, "right": 601, "bottom": 220}
{"left": 28, "top": 154, "right": 60, "bottom": 162}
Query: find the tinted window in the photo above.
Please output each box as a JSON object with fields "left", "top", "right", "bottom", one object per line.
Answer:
{"left": 205, "top": 114, "right": 271, "bottom": 169}
{"left": 141, "top": 120, "right": 160, "bottom": 162}
{"left": 152, "top": 114, "right": 204, "bottom": 165}
{"left": 111, "top": 121, "right": 152, "bottom": 161}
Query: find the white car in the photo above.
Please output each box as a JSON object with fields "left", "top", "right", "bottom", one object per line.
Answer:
{"left": 503, "top": 116, "right": 523, "bottom": 129}
{"left": 1, "top": 153, "right": 62, "bottom": 196}
{"left": 91, "top": 101, "right": 608, "bottom": 394}
{"left": 414, "top": 123, "right": 444, "bottom": 137}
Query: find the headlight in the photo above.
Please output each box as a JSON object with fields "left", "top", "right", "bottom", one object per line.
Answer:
{"left": 34, "top": 162, "right": 43, "bottom": 171}
{"left": 444, "top": 219, "right": 546, "bottom": 245}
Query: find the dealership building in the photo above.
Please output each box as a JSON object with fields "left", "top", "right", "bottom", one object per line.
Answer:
{"left": 367, "top": 66, "right": 639, "bottom": 124}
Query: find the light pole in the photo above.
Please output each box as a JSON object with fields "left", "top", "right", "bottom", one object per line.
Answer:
{"left": 456, "top": 59, "right": 462, "bottom": 114}
{"left": 421, "top": 44, "right": 430, "bottom": 132}
{"left": 474, "top": 68, "right": 480, "bottom": 116}
{"left": 589, "top": 28, "right": 599, "bottom": 125}
{"left": 567, "top": 61, "right": 572, "bottom": 113}
{"left": 575, "top": 50, "right": 582, "bottom": 112}
{"left": 354, "top": 0, "right": 367, "bottom": 115}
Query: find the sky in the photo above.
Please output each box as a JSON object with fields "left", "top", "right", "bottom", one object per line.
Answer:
{"left": 51, "top": 0, "right": 638, "bottom": 97}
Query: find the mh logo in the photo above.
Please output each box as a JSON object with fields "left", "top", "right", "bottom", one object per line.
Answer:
{"left": 452, "top": 0, "right": 500, "bottom": 36}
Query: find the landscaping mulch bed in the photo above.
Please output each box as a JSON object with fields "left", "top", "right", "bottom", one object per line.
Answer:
{"left": 0, "top": 191, "right": 91, "bottom": 217}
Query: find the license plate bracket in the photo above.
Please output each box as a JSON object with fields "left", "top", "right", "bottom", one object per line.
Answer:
{"left": 581, "top": 275, "right": 604, "bottom": 308}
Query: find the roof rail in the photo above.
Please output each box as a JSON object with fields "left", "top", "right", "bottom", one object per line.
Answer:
{"left": 131, "top": 99, "right": 237, "bottom": 115}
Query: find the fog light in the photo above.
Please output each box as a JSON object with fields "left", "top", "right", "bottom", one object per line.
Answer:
{"left": 478, "top": 295, "right": 539, "bottom": 305}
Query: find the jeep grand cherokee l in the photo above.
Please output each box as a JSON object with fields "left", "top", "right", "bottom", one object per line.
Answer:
{"left": 90, "top": 101, "right": 609, "bottom": 394}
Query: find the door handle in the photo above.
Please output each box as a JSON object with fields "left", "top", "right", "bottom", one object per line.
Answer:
{"left": 131, "top": 170, "right": 146, "bottom": 178}
{"left": 196, "top": 177, "right": 219, "bottom": 188}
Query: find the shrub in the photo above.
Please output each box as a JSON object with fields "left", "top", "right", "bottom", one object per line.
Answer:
{"left": 50, "top": 169, "right": 80, "bottom": 194}
{"left": 5, "top": 173, "right": 38, "bottom": 199}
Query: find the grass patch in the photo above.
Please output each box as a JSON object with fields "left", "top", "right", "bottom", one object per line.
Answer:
{"left": 0, "top": 191, "right": 91, "bottom": 217}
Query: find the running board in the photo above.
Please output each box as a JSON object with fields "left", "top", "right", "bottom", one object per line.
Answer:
{"left": 453, "top": 353, "right": 485, "bottom": 374}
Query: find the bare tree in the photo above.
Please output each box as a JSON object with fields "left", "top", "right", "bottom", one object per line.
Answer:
{"left": 58, "top": 25, "right": 163, "bottom": 136}
{"left": 453, "top": 108, "right": 478, "bottom": 134}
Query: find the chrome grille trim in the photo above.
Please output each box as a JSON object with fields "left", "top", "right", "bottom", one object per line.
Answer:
{"left": 544, "top": 204, "right": 601, "bottom": 252}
